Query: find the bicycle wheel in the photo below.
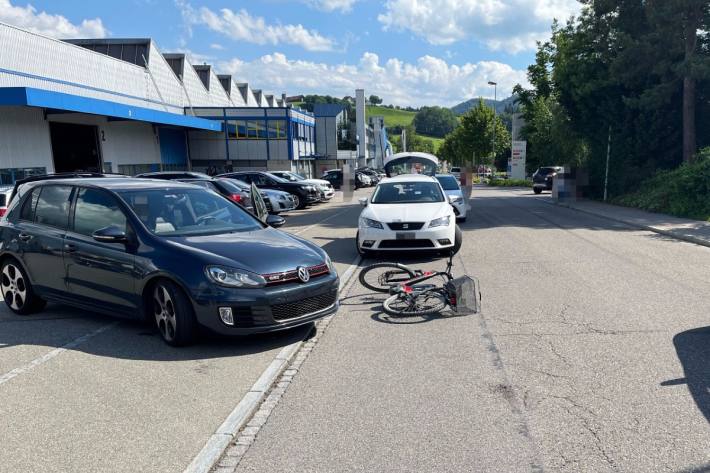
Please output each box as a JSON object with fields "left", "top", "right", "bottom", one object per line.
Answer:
{"left": 359, "top": 262, "right": 417, "bottom": 293}
{"left": 382, "top": 292, "right": 447, "bottom": 317}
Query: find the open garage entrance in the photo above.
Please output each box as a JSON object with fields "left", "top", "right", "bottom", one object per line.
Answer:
{"left": 49, "top": 122, "right": 102, "bottom": 173}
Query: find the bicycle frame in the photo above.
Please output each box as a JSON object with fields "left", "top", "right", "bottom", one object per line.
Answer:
{"left": 388, "top": 255, "right": 455, "bottom": 294}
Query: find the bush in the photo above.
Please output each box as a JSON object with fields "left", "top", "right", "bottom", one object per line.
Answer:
{"left": 613, "top": 149, "right": 710, "bottom": 221}
{"left": 488, "top": 178, "right": 533, "bottom": 187}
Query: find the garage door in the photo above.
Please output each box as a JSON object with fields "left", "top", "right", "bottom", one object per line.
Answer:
{"left": 158, "top": 128, "right": 188, "bottom": 171}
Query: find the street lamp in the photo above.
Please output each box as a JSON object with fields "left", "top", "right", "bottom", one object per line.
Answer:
{"left": 488, "top": 81, "right": 497, "bottom": 177}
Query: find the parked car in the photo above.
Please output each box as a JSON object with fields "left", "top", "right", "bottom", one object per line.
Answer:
{"left": 357, "top": 168, "right": 380, "bottom": 185}
{"left": 0, "top": 185, "right": 13, "bottom": 217}
{"left": 269, "top": 171, "right": 335, "bottom": 201}
{"left": 356, "top": 174, "right": 460, "bottom": 256}
{"left": 218, "top": 171, "right": 320, "bottom": 209}
{"left": 356, "top": 172, "right": 373, "bottom": 187}
{"left": 450, "top": 167, "right": 461, "bottom": 180}
{"left": 0, "top": 176, "right": 339, "bottom": 346}
{"left": 435, "top": 174, "right": 467, "bottom": 222}
{"left": 532, "top": 166, "right": 563, "bottom": 194}
{"left": 219, "top": 178, "right": 296, "bottom": 215}
{"left": 135, "top": 172, "right": 253, "bottom": 211}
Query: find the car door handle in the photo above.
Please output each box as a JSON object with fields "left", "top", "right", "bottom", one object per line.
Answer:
{"left": 18, "top": 233, "right": 32, "bottom": 242}
{"left": 64, "top": 243, "right": 77, "bottom": 253}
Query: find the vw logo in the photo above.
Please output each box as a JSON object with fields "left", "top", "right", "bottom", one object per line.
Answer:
{"left": 297, "top": 266, "right": 310, "bottom": 283}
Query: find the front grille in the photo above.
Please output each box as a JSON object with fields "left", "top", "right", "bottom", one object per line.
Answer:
{"left": 379, "top": 239, "right": 435, "bottom": 249}
{"left": 387, "top": 222, "right": 424, "bottom": 231}
{"left": 263, "top": 262, "right": 330, "bottom": 286}
{"left": 272, "top": 290, "right": 338, "bottom": 320}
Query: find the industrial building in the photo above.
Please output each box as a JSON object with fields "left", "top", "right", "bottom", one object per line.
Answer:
{"left": 0, "top": 22, "right": 317, "bottom": 182}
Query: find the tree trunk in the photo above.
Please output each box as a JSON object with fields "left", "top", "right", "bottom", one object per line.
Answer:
{"left": 682, "top": 3, "right": 701, "bottom": 163}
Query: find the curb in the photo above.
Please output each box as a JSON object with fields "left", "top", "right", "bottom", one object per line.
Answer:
{"left": 183, "top": 255, "right": 362, "bottom": 473}
{"left": 545, "top": 199, "right": 710, "bottom": 250}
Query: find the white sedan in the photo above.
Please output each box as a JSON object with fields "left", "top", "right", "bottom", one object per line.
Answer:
{"left": 435, "top": 174, "right": 467, "bottom": 222}
{"left": 356, "top": 174, "right": 460, "bottom": 255}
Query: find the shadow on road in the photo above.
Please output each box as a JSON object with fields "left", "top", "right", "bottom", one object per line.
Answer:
{"left": 662, "top": 326, "right": 710, "bottom": 426}
{"left": 0, "top": 303, "right": 313, "bottom": 362}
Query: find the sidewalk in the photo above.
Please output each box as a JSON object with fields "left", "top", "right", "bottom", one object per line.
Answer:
{"left": 551, "top": 197, "right": 710, "bottom": 248}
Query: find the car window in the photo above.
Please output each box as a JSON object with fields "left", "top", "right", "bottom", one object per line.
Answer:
{"left": 19, "top": 187, "right": 40, "bottom": 222}
{"left": 250, "top": 174, "right": 269, "bottom": 186}
{"left": 371, "top": 182, "right": 445, "bottom": 204}
{"left": 34, "top": 185, "right": 73, "bottom": 229}
{"left": 436, "top": 176, "right": 459, "bottom": 191}
{"left": 73, "top": 188, "right": 128, "bottom": 237}
{"left": 235, "top": 174, "right": 252, "bottom": 184}
{"left": 118, "top": 188, "right": 263, "bottom": 237}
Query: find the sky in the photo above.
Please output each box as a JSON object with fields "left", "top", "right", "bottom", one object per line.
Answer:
{"left": 0, "top": 0, "right": 582, "bottom": 107}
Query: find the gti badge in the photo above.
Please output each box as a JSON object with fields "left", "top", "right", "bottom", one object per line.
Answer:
{"left": 297, "top": 266, "right": 310, "bottom": 283}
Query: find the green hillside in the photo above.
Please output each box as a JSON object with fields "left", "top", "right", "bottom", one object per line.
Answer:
{"left": 367, "top": 105, "right": 443, "bottom": 152}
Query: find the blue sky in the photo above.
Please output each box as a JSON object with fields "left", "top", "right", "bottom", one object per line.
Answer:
{"left": 0, "top": 0, "right": 582, "bottom": 106}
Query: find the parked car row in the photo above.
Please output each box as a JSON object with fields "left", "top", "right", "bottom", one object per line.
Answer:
{"left": 321, "top": 167, "right": 386, "bottom": 190}
{"left": 0, "top": 172, "right": 339, "bottom": 347}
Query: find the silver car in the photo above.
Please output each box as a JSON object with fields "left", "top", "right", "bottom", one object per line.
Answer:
{"left": 435, "top": 174, "right": 467, "bottom": 222}
{"left": 261, "top": 188, "right": 297, "bottom": 214}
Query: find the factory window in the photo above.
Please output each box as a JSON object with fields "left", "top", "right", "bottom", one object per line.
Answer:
{"left": 0, "top": 167, "right": 47, "bottom": 185}
{"left": 267, "top": 120, "right": 287, "bottom": 139}
{"left": 247, "top": 121, "right": 258, "bottom": 138}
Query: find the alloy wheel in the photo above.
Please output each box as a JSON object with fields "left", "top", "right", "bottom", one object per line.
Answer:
{"left": 1, "top": 263, "right": 27, "bottom": 311}
{"left": 154, "top": 285, "right": 177, "bottom": 342}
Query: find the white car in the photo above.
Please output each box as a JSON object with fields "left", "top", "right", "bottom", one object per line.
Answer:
{"left": 435, "top": 174, "right": 467, "bottom": 222}
{"left": 270, "top": 171, "right": 335, "bottom": 200}
{"left": 356, "top": 174, "right": 459, "bottom": 255}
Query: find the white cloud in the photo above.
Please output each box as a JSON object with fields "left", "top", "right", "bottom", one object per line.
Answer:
{"left": 209, "top": 43, "right": 224, "bottom": 50}
{"left": 182, "top": 4, "right": 336, "bottom": 52}
{"left": 218, "top": 52, "right": 527, "bottom": 107}
{"left": 378, "top": 0, "right": 580, "bottom": 53}
{"left": 303, "top": 0, "right": 359, "bottom": 13}
{"left": 0, "top": 0, "right": 107, "bottom": 38}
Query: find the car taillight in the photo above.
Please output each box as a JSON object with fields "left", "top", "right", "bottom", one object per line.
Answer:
{"left": 0, "top": 208, "right": 6, "bottom": 217}
{"left": 229, "top": 194, "right": 243, "bottom": 203}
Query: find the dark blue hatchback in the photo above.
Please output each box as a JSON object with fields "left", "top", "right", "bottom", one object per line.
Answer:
{"left": 0, "top": 176, "right": 338, "bottom": 346}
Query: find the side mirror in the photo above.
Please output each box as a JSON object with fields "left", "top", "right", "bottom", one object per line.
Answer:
{"left": 92, "top": 225, "right": 128, "bottom": 243}
{"left": 266, "top": 214, "right": 285, "bottom": 228}
{"left": 358, "top": 197, "right": 368, "bottom": 207}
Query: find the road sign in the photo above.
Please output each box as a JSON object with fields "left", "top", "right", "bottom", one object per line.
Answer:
{"left": 510, "top": 141, "right": 526, "bottom": 180}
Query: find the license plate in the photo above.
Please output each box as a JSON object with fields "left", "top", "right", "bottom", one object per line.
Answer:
{"left": 396, "top": 232, "right": 415, "bottom": 240}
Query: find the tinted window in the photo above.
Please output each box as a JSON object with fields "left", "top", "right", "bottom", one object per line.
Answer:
{"left": 20, "top": 188, "right": 40, "bottom": 221}
{"left": 436, "top": 176, "right": 459, "bottom": 191}
{"left": 371, "top": 182, "right": 445, "bottom": 204}
{"left": 73, "top": 188, "right": 127, "bottom": 237}
{"left": 235, "top": 174, "right": 252, "bottom": 184}
{"left": 118, "top": 188, "right": 263, "bottom": 237}
{"left": 34, "top": 186, "right": 72, "bottom": 229}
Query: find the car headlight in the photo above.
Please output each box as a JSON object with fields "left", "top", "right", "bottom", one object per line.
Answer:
{"left": 360, "top": 217, "right": 383, "bottom": 229}
{"left": 429, "top": 216, "right": 451, "bottom": 228}
{"left": 450, "top": 196, "right": 463, "bottom": 204}
{"left": 304, "top": 185, "right": 316, "bottom": 191}
{"left": 325, "top": 254, "right": 337, "bottom": 275}
{"left": 206, "top": 266, "right": 266, "bottom": 288}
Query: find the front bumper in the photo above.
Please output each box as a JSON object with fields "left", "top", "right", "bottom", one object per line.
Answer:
{"left": 269, "top": 195, "right": 297, "bottom": 213}
{"left": 358, "top": 223, "right": 457, "bottom": 251}
{"left": 451, "top": 199, "right": 467, "bottom": 219}
{"left": 191, "top": 272, "right": 339, "bottom": 335}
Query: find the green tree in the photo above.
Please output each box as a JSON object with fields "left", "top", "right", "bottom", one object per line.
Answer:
{"left": 368, "top": 95, "right": 383, "bottom": 105}
{"left": 438, "top": 99, "right": 509, "bottom": 168}
{"left": 412, "top": 106, "right": 458, "bottom": 138}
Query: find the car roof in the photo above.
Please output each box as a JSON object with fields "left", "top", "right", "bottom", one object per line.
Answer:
{"left": 24, "top": 177, "right": 200, "bottom": 191}
{"left": 380, "top": 174, "right": 438, "bottom": 184}
{"left": 435, "top": 174, "right": 457, "bottom": 178}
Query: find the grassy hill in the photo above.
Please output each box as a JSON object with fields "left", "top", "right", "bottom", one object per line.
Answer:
{"left": 366, "top": 105, "right": 444, "bottom": 151}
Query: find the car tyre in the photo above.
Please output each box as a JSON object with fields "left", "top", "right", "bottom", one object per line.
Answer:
{"left": 291, "top": 194, "right": 306, "bottom": 210}
{"left": 533, "top": 187, "right": 542, "bottom": 195}
{"left": 152, "top": 279, "right": 196, "bottom": 346}
{"left": 1, "top": 258, "right": 45, "bottom": 315}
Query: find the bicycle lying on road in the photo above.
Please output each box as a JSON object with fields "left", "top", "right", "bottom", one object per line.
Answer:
{"left": 359, "top": 255, "right": 481, "bottom": 317}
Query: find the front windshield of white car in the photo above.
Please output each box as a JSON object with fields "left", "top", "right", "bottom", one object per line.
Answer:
{"left": 371, "top": 182, "right": 445, "bottom": 204}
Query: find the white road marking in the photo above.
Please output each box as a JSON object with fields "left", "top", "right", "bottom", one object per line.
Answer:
{"left": 0, "top": 322, "right": 118, "bottom": 387}
{"left": 184, "top": 255, "right": 363, "bottom": 473}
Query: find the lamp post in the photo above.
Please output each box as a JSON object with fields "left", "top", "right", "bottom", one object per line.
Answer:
{"left": 488, "top": 81, "right": 497, "bottom": 176}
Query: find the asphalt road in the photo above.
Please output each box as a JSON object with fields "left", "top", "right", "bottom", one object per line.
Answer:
{"left": 234, "top": 187, "right": 710, "bottom": 473}
{"left": 0, "top": 191, "right": 367, "bottom": 473}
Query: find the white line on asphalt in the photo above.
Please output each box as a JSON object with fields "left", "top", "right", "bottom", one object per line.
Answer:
{"left": 291, "top": 207, "right": 355, "bottom": 235}
{"left": 183, "top": 255, "right": 362, "bottom": 473}
{"left": 0, "top": 322, "right": 118, "bottom": 387}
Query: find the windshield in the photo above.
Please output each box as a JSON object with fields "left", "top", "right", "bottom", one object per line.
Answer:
{"left": 117, "top": 188, "right": 263, "bottom": 237}
{"left": 436, "top": 176, "right": 459, "bottom": 191}
{"left": 218, "top": 178, "right": 250, "bottom": 191}
{"left": 371, "top": 182, "right": 445, "bottom": 204}
{"left": 538, "top": 167, "right": 559, "bottom": 175}
{"left": 265, "top": 173, "right": 288, "bottom": 183}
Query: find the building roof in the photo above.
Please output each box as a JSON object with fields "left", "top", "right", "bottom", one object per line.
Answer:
{"left": 313, "top": 103, "right": 345, "bottom": 117}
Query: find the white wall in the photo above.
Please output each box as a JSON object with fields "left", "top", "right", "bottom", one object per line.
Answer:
{"left": 0, "top": 107, "right": 53, "bottom": 170}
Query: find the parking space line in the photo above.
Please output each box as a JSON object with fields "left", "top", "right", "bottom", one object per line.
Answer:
{"left": 184, "top": 255, "right": 362, "bottom": 473}
{"left": 290, "top": 207, "right": 356, "bottom": 236}
{"left": 0, "top": 322, "right": 118, "bottom": 387}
